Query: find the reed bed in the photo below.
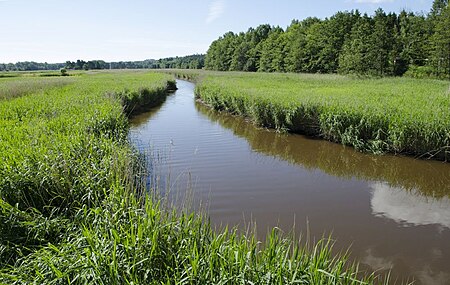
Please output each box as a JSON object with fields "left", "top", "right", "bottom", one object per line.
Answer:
{"left": 0, "top": 77, "right": 75, "bottom": 100}
{"left": 0, "top": 71, "right": 387, "bottom": 284}
{"left": 193, "top": 72, "right": 450, "bottom": 160}
{"left": 0, "top": 71, "right": 173, "bottom": 263}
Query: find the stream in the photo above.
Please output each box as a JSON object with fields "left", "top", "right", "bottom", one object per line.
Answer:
{"left": 130, "top": 79, "right": 450, "bottom": 285}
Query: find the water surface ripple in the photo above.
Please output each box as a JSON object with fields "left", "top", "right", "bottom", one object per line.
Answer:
{"left": 130, "top": 80, "right": 450, "bottom": 285}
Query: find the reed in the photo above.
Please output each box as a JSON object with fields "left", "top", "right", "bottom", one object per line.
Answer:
{"left": 0, "top": 70, "right": 388, "bottom": 284}
{"left": 192, "top": 71, "right": 450, "bottom": 161}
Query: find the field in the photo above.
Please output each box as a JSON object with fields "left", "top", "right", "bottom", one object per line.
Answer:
{"left": 0, "top": 71, "right": 382, "bottom": 284}
{"left": 191, "top": 71, "right": 450, "bottom": 160}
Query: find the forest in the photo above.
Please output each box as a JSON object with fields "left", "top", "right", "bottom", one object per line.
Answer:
{"left": 0, "top": 54, "right": 205, "bottom": 72}
{"left": 205, "top": 0, "right": 450, "bottom": 78}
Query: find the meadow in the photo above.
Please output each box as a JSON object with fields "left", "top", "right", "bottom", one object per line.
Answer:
{"left": 191, "top": 71, "right": 450, "bottom": 160}
{"left": 0, "top": 71, "right": 382, "bottom": 284}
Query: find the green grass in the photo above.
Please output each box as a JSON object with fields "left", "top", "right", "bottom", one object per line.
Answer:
{"left": 1, "top": 190, "right": 382, "bottom": 284}
{"left": 0, "top": 71, "right": 174, "bottom": 263}
{"left": 191, "top": 71, "right": 450, "bottom": 161}
{"left": 196, "top": 103, "right": 450, "bottom": 198}
{"left": 0, "top": 77, "right": 75, "bottom": 100}
{"left": 0, "top": 70, "right": 387, "bottom": 284}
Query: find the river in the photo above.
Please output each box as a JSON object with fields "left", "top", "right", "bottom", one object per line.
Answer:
{"left": 129, "top": 79, "right": 450, "bottom": 285}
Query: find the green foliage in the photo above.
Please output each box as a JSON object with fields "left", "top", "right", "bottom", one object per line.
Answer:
{"left": 259, "top": 27, "right": 287, "bottom": 72}
{"left": 157, "top": 54, "right": 204, "bottom": 69}
{"left": 205, "top": 32, "right": 238, "bottom": 71}
{"left": 430, "top": 0, "right": 449, "bottom": 18}
{"left": 404, "top": 65, "right": 436, "bottom": 78}
{"left": 0, "top": 76, "right": 74, "bottom": 100}
{"left": 205, "top": 4, "right": 449, "bottom": 79}
{"left": 398, "top": 12, "right": 430, "bottom": 68}
{"left": 0, "top": 190, "right": 380, "bottom": 284}
{"left": 0, "top": 62, "right": 65, "bottom": 72}
{"left": 194, "top": 71, "right": 450, "bottom": 160}
{"left": 0, "top": 71, "right": 173, "bottom": 263}
{"left": 196, "top": 101, "right": 450, "bottom": 198}
{"left": 430, "top": 4, "right": 450, "bottom": 78}
{"left": 1, "top": 55, "right": 205, "bottom": 73}
{"left": 339, "top": 15, "right": 375, "bottom": 75}
{"left": 0, "top": 71, "right": 386, "bottom": 284}
{"left": 0, "top": 198, "right": 69, "bottom": 266}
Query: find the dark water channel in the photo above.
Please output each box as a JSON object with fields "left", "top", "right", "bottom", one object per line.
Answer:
{"left": 130, "top": 80, "right": 450, "bottom": 285}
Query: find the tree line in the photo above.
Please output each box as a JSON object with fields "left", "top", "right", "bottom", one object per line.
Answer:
{"left": 0, "top": 54, "right": 205, "bottom": 72}
{"left": 0, "top": 62, "right": 65, "bottom": 72}
{"left": 63, "top": 54, "right": 205, "bottom": 70}
{"left": 205, "top": 0, "right": 450, "bottom": 78}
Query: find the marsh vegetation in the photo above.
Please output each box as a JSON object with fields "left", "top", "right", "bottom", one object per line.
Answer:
{"left": 0, "top": 71, "right": 384, "bottom": 284}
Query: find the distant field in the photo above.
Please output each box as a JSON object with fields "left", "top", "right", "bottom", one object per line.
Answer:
{"left": 192, "top": 71, "right": 450, "bottom": 160}
{"left": 0, "top": 76, "right": 75, "bottom": 100}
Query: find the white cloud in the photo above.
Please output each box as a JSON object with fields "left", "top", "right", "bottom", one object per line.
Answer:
{"left": 206, "top": 0, "right": 225, "bottom": 24}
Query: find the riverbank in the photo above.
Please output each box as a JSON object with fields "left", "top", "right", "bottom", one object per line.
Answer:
{"left": 174, "top": 70, "right": 449, "bottom": 161}
{"left": 1, "top": 71, "right": 385, "bottom": 284}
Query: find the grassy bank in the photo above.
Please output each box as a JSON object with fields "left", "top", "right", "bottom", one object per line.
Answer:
{"left": 191, "top": 71, "right": 450, "bottom": 161}
{"left": 0, "top": 71, "right": 174, "bottom": 264}
{"left": 1, "top": 71, "right": 385, "bottom": 284}
{"left": 196, "top": 103, "right": 450, "bottom": 198}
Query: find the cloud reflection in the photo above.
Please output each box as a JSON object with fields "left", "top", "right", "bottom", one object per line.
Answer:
{"left": 370, "top": 182, "right": 450, "bottom": 229}
{"left": 362, "top": 248, "right": 393, "bottom": 271}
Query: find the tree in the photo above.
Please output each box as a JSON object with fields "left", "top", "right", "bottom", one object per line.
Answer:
{"left": 430, "top": 4, "right": 450, "bottom": 77}
{"left": 430, "top": 0, "right": 449, "bottom": 18}
{"left": 285, "top": 18, "right": 320, "bottom": 73}
{"left": 398, "top": 11, "right": 430, "bottom": 68}
{"left": 205, "top": 32, "right": 237, "bottom": 71}
{"left": 312, "top": 11, "right": 360, "bottom": 73}
{"left": 339, "top": 15, "right": 375, "bottom": 74}
{"left": 245, "top": 25, "right": 272, "bottom": 71}
{"left": 230, "top": 33, "right": 249, "bottom": 71}
{"left": 258, "top": 27, "right": 286, "bottom": 72}
{"left": 369, "top": 9, "right": 398, "bottom": 75}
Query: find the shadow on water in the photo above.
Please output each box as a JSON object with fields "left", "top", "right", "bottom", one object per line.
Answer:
{"left": 195, "top": 102, "right": 450, "bottom": 198}
{"left": 129, "top": 96, "right": 167, "bottom": 124}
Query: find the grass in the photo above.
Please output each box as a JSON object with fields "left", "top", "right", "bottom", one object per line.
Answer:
{"left": 196, "top": 102, "right": 450, "bottom": 198}
{"left": 0, "top": 70, "right": 387, "bottom": 284}
{"left": 189, "top": 71, "right": 450, "bottom": 161}
{"left": 1, "top": 190, "right": 383, "bottom": 284}
{"left": 0, "top": 71, "right": 174, "bottom": 263}
{"left": 0, "top": 77, "right": 75, "bottom": 100}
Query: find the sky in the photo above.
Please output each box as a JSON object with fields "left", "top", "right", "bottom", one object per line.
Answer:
{"left": 0, "top": 0, "right": 434, "bottom": 63}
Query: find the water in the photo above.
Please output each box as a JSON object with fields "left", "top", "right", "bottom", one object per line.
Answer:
{"left": 130, "top": 80, "right": 450, "bottom": 285}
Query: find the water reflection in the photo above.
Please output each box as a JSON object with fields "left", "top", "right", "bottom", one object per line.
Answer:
{"left": 130, "top": 80, "right": 450, "bottom": 285}
{"left": 361, "top": 246, "right": 450, "bottom": 285}
{"left": 417, "top": 268, "right": 450, "bottom": 285}
{"left": 362, "top": 249, "right": 394, "bottom": 271}
{"left": 370, "top": 182, "right": 450, "bottom": 229}
{"left": 195, "top": 102, "right": 450, "bottom": 198}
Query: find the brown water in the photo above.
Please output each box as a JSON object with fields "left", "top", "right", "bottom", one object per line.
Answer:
{"left": 130, "top": 80, "right": 450, "bottom": 285}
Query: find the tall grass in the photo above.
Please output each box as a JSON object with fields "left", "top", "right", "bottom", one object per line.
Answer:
{"left": 0, "top": 77, "right": 75, "bottom": 100}
{"left": 1, "top": 187, "right": 382, "bottom": 284}
{"left": 0, "top": 71, "right": 388, "bottom": 284}
{"left": 192, "top": 71, "right": 450, "bottom": 161}
{"left": 0, "top": 71, "right": 174, "bottom": 264}
{"left": 196, "top": 102, "right": 450, "bottom": 198}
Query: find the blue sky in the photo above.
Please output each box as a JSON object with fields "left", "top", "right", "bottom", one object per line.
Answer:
{"left": 0, "top": 0, "right": 433, "bottom": 63}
